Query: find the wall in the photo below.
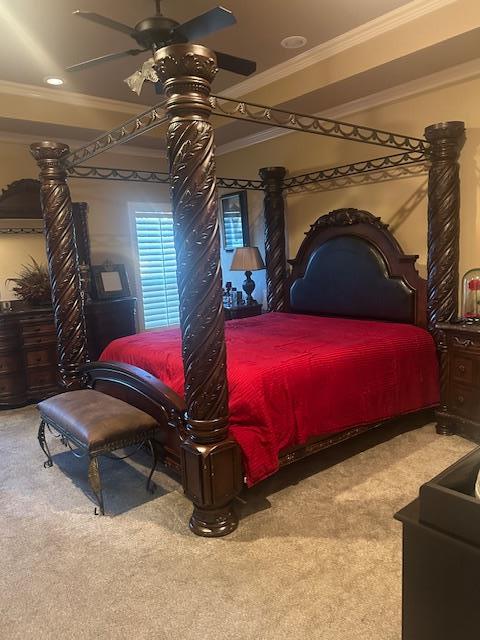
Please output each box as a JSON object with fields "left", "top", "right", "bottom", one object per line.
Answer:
{"left": 216, "top": 72, "right": 480, "bottom": 287}
{"left": 0, "top": 234, "right": 46, "bottom": 300}
{"left": 0, "top": 139, "right": 267, "bottom": 315}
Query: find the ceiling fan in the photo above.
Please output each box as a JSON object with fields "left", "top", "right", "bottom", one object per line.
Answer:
{"left": 66, "top": 0, "right": 257, "bottom": 83}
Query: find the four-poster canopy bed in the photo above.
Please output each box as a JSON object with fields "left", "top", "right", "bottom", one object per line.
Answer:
{"left": 30, "top": 43, "right": 464, "bottom": 537}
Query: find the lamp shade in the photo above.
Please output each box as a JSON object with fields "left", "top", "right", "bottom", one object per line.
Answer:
{"left": 230, "top": 246, "right": 265, "bottom": 271}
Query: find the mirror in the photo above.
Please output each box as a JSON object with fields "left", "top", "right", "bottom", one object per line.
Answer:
{"left": 220, "top": 190, "right": 250, "bottom": 251}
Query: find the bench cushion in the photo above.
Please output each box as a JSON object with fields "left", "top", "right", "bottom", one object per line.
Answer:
{"left": 38, "top": 389, "right": 158, "bottom": 451}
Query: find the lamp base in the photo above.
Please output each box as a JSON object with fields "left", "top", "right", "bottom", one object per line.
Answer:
{"left": 242, "top": 270, "right": 256, "bottom": 305}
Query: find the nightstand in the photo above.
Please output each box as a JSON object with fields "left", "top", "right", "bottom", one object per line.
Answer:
{"left": 436, "top": 322, "right": 480, "bottom": 442}
{"left": 224, "top": 303, "right": 262, "bottom": 321}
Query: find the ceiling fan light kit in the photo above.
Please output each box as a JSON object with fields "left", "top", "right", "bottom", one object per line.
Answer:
{"left": 67, "top": 1, "right": 257, "bottom": 95}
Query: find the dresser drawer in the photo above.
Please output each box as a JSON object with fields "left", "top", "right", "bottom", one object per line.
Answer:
{"left": 26, "top": 366, "right": 58, "bottom": 391}
{"left": 448, "top": 384, "right": 480, "bottom": 420}
{"left": 20, "top": 312, "right": 54, "bottom": 325}
{"left": 0, "top": 353, "right": 21, "bottom": 374}
{"left": 22, "top": 333, "right": 57, "bottom": 347}
{"left": 0, "top": 374, "right": 25, "bottom": 398}
{"left": 21, "top": 322, "right": 55, "bottom": 337}
{"left": 450, "top": 353, "right": 476, "bottom": 386}
{"left": 25, "top": 347, "right": 56, "bottom": 368}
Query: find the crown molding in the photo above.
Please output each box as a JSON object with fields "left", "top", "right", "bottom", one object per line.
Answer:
{"left": 0, "top": 129, "right": 165, "bottom": 160}
{"left": 0, "top": 79, "right": 150, "bottom": 115}
{"left": 221, "top": 0, "right": 458, "bottom": 99}
{"left": 216, "top": 56, "right": 480, "bottom": 156}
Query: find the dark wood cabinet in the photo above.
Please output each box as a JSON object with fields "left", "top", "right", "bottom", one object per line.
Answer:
{"left": 0, "top": 297, "right": 136, "bottom": 408}
{"left": 224, "top": 303, "right": 262, "bottom": 321}
{"left": 395, "top": 448, "right": 480, "bottom": 640}
{"left": 437, "top": 322, "right": 480, "bottom": 441}
{"left": 86, "top": 297, "right": 137, "bottom": 360}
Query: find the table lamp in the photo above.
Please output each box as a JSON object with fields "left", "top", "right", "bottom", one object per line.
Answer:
{"left": 230, "top": 246, "right": 265, "bottom": 305}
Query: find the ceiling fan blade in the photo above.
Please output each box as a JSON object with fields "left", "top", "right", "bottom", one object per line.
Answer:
{"left": 66, "top": 49, "right": 146, "bottom": 72}
{"left": 72, "top": 10, "right": 136, "bottom": 36}
{"left": 215, "top": 51, "right": 256, "bottom": 76}
{"left": 174, "top": 6, "right": 236, "bottom": 42}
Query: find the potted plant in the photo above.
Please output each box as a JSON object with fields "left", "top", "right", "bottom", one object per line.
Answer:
{"left": 7, "top": 257, "right": 51, "bottom": 307}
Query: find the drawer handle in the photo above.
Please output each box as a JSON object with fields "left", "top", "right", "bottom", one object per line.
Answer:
{"left": 458, "top": 364, "right": 466, "bottom": 374}
{"left": 454, "top": 337, "right": 474, "bottom": 348}
{"left": 457, "top": 395, "right": 465, "bottom": 405}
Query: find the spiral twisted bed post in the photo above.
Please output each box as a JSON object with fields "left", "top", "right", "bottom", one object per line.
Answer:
{"left": 155, "top": 44, "right": 242, "bottom": 537}
{"left": 30, "top": 142, "right": 89, "bottom": 390}
{"left": 424, "top": 121, "right": 465, "bottom": 435}
{"left": 260, "top": 166, "right": 288, "bottom": 311}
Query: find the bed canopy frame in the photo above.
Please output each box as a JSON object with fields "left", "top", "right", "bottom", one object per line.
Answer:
{"left": 30, "top": 43, "right": 464, "bottom": 537}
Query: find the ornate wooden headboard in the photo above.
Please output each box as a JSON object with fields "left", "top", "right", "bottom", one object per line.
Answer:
{"left": 288, "top": 208, "right": 427, "bottom": 327}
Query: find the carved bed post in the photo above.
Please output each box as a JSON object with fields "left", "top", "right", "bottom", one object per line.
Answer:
{"left": 30, "top": 142, "right": 88, "bottom": 390}
{"left": 260, "top": 166, "right": 288, "bottom": 311}
{"left": 155, "top": 44, "right": 242, "bottom": 537}
{"left": 424, "top": 121, "right": 465, "bottom": 435}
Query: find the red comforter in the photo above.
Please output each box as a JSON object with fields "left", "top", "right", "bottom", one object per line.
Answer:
{"left": 100, "top": 313, "right": 439, "bottom": 485}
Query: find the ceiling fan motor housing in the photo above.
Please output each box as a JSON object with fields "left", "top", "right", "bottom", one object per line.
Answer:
{"left": 133, "top": 16, "right": 187, "bottom": 49}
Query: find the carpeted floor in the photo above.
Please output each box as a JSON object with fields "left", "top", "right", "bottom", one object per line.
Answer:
{"left": 0, "top": 406, "right": 475, "bottom": 640}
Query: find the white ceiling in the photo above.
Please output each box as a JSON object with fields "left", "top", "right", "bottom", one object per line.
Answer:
{"left": 0, "top": 0, "right": 413, "bottom": 103}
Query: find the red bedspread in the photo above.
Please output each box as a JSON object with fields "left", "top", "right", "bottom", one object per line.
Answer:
{"left": 100, "top": 313, "right": 439, "bottom": 485}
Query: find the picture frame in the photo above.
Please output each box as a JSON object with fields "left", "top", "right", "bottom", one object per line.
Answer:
{"left": 91, "top": 261, "right": 131, "bottom": 300}
{"left": 220, "top": 190, "right": 250, "bottom": 251}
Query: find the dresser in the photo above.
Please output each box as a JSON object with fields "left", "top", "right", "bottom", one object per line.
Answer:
{"left": 224, "top": 302, "right": 262, "bottom": 320}
{"left": 0, "top": 297, "right": 136, "bottom": 408}
{"left": 436, "top": 322, "right": 480, "bottom": 441}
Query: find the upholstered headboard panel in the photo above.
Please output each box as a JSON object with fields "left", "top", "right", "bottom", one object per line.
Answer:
{"left": 290, "top": 235, "right": 414, "bottom": 322}
{"left": 288, "top": 209, "right": 427, "bottom": 326}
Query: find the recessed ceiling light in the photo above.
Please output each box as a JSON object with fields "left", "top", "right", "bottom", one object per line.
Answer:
{"left": 281, "top": 35, "right": 307, "bottom": 50}
{"left": 44, "top": 77, "right": 64, "bottom": 86}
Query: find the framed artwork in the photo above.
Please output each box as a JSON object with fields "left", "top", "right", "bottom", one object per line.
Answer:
{"left": 220, "top": 191, "right": 250, "bottom": 251}
{"left": 91, "top": 261, "right": 131, "bottom": 300}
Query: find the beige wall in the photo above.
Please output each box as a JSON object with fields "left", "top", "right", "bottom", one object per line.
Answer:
{"left": 0, "top": 140, "right": 266, "bottom": 314}
{"left": 216, "top": 72, "right": 480, "bottom": 285}
{"left": 3, "top": 69, "right": 479, "bottom": 314}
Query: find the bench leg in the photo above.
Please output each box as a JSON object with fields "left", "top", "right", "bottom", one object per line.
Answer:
{"left": 88, "top": 456, "right": 105, "bottom": 516}
{"left": 38, "top": 420, "right": 53, "bottom": 468}
{"left": 146, "top": 439, "right": 157, "bottom": 494}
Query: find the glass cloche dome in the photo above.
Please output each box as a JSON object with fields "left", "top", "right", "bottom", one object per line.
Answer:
{"left": 462, "top": 268, "right": 480, "bottom": 320}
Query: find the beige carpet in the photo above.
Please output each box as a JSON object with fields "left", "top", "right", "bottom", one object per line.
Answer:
{"left": 0, "top": 406, "right": 474, "bottom": 640}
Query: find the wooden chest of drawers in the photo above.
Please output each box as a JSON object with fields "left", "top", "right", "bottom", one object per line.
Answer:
{"left": 0, "top": 307, "right": 58, "bottom": 408}
{"left": 436, "top": 322, "right": 480, "bottom": 441}
{"left": 0, "top": 297, "right": 136, "bottom": 408}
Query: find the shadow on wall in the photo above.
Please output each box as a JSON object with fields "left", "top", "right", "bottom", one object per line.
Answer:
{"left": 285, "top": 165, "right": 431, "bottom": 265}
{"left": 466, "top": 128, "right": 480, "bottom": 278}
{"left": 388, "top": 179, "right": 428, "bottom": 234}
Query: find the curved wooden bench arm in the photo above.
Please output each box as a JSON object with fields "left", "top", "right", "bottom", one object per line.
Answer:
{"left": 82, "top": 361, "right": 187, "bottom": 471}
{"left": 83, "top": 361, "right": 185, "bottom": 413}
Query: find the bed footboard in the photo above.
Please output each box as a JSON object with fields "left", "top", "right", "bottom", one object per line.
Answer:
{"left": 82, "top": 361, "right": 186, "bottom": 473}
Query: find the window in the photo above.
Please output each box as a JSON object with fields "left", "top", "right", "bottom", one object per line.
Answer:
{"left": 223, "top": 212, "right": 244, "bottom": 249}
{"left": 133, "top": 211, "right": 180, "bottom": 329}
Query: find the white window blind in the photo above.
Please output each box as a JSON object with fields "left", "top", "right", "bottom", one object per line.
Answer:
{"left": 134, "top": 213, "right": 180, "bottom": 329}
{"left": 223, "top": 212, "right": 244, "bottom": 249}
